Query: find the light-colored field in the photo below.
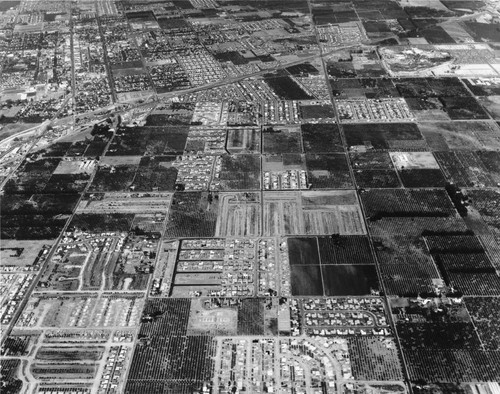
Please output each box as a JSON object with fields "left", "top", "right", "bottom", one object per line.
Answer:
{"left": 100, "top": 156, "right": 142, "bottom": 166}
{"left": 77, "top": 192, "right": 172, "bottom": 213}
{"left": 1, "top": 240, "right": 52, "bottom": 267}
{"left": 478, "top": 96, "right": 500, "bottom": 120}
{"left": 301, "top": 190, "right": 358, "bottom": 206}
{"left": 263, "top": 191, "right": 366, "bottom": 236}
{"left": 187, "top": 298, "right": 237, "bottom": 335}
{"left": 116, "top": 90, "right": 155, "bottom": 103}
{"left": 53, "top": 159, "right": 97, "bottom": 175}
{"left": 174, "top": 273, "right": 222, "bottom": 285}
{"left": 132, "top": 214, "right": 166, "bottom": 233}
{"left": 0, "top": 122, "right": 37, "bottom": 142}
{"left": 216, "top": 193, "right": 261, "bottom": 237}
{"left": 389, "top": 152, "right": 440, "bottom": 169}
{"left": 419, "top": 121, "right": 500, "bottom": 150}
{"left": 413, "top": 109, "right": 450, "bottom": 122}
{"left": 441, "top": 23, "right": 474, "bottom": 44}
{"left": 171, "top": 285, "right": 222, "bottom": 297}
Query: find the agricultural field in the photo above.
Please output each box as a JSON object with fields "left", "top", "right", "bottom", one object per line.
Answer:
{"left": 464, "top": 189, "right": 500, "bottom": 235}
{"left": 89, "top": 163, "right": 139, "bottom": 192}
{"left": 330, "top": 78, "right": 399, "bottom": 99}
{"left": 372, "top": 234, "right": 443, "bottom": 296}
{"left": 2, "top": 157, "right": 62, "bottom": 194}
{"left": 322, "top": 265, "right": 379, "bottom": 296}
{"left": 131, "top": 156, "right": 178, "bottom": 191}
{"left": 361, "top": 189, "right": 456, "bottom": 219}
{"left": 299, "top": 101, "right": 336, "bottom": 119}
{"left": 478, "top": 96, "right": 500, "bottom": 120}
{"left": 301, "top": 123, "right": 343, "bottom": 153}
{"left": 435, "top": 151, "right": 500, "bottom": 187}
{"left": 463, "top": 78, "right": 500, "bottom": 96}
{"left": 465, "top": 297, "right": 500, "bottom": 350}
{"left": 288, "top": 236, "right": 378, "bottom": 296}
{"left": 145, "top": 105, "right": 195, "bottom": 126}
{"left": 404, "top": 349, "right": 500, "bottom": 382}
{"left": 318, "top": 235, "right": 375, "bottom": 265}
{"left": 69, "top": 213, "right": 135, "bottom": 233}
{"left": 3, "top": 0, "right": 500, "bottom": 391}
{"left": 164, "top": 192, "right": 218, "bottom": 238}
{"left": 441, "top": 97, "right": 490, "bottom": 120}
{"left": 106, "top": 126, "right": 189, "bottom": 156}
{"left": 418, "top": 121, "right": 500, "bottom": 151}
{"left": 350, "top": 151, "right": 401, "bottom": 188}
{"left": 395, "top": 77, "right": 471, "bottom": 99}
{"left": 263, "top": 125, "right": 303, "bottom": 154}
{"left": 127, "top": 335, "right": 214, "bottom": 386}
{"left": 306, "top": 153, "right": 353, "bottom": 189}
{"left": 1, "top": 212, "right": 70, "bottom": 240}
{"left": 392, "top": 297, "right": 500, "bottom": 382}
{"left": 348, "top": 337, "right": 404, "bottom": 381}
{"left": 351, "top": 150, "right": 396, "bottom": 170}
{"left": 343, "top": 122, "right": 427, "bottom": 150}
{"left": 211, "top": 154, "right": 260, "bottom": 191}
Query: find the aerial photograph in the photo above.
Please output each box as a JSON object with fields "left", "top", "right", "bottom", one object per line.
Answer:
{"left": 0, "top": 0, "right": 500, "bottom": 393}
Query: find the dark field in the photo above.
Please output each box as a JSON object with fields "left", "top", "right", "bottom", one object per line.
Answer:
{"left": 301, "top": 123, "right": 343, "bottom": 153}
{"left": 140, "top": 299, "right": 190, "bottom": 337}
{"left": 132, "top": 156, "right": 178, "bottom": 191}
{"left": 264, "top": 76, "right": 313, "bottom": 100}
{"left": 89, "top": 165, "right": 138, "bottom": 192}
{"left": 318, "top": 235, "right": 375, "bottom": 265}
{"left": 306, "top": 153, "right": 353, "bottom": 189}
{"left": 398, "top": 169, "right": 447, "bottom": 188}
{"left": 288, "top": 237, "right": 320, "bottom": 265}
{"left": 343, "top": 123, "right": 424, "bottom": 150}
{"left": 441, "top": 97, "right": 490, "bottom": 120}
{"left": 263, "top": 128, "right": 302, "bottom": 154}
{"left": 215, "top": 154, "right": 261, "bottom": 190}
{"left": 354, "top": 169, "right": 401, "bottom": 188}
{"left": 127, "top": 336, "right": 215, "bottom": 382}
{"left": 164, "top": 192, "right": 218, "bottom": 238}
{"left": 237, "top": 298, "right": 264, "bottom": 335}
{"left": 322, "top": 264, "right": 379, "bottom": 296}
{"left": 300, "top": 104, "right": 336, "bottom": 120}
{"left": 68, "top": 213, "right": 134, "bottom": 232}
{"left": 290, "top": 265, "right": 324, "bottom": 296}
